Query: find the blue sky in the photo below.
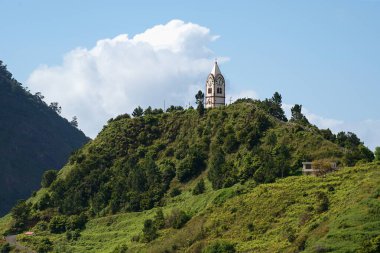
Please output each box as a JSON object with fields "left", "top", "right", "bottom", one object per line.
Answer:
{"left": 1, "top": 0, "right": 380, "bottom": 148}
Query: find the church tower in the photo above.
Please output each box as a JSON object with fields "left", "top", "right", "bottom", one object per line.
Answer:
{"left": 205, "top": 61, "right": 225, "bottom": 108}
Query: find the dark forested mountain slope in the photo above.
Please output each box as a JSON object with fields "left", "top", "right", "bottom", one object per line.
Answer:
{"left": 0, "top": 61, "right": 89, "bottom": 216}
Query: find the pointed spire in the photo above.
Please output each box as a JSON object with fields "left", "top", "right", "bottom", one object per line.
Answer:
{"left": 210, "top": 60, "right": 221, "bottom": 77}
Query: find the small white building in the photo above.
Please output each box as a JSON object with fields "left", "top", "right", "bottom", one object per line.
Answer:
{"left": 302, "top": 161, "right": 337, "bottom": 176}
{"left": 205, "top": 61, "right": 226, "bottom": 108}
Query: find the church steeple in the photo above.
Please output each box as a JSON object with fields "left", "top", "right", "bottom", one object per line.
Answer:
{"left": 205, "top": 60, "right": 225, "bottom": 108}
{"left": 210, "top": 60, "right": 221, "bottom": 77}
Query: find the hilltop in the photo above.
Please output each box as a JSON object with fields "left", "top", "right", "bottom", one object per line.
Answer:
{"left": 0, "top": 94, "right": 377, "bottom": 252}
{"left": 0, "top": 61, "right": 89, "bottom": 216}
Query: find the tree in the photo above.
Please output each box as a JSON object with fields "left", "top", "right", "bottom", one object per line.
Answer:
{"left": 66, "top": 214, "right": 88, "bottom": 231}
{"left": 153, "top": 209, "right": 165, "bottom": 229}
{"left": 10, "top": 200, "right": 32, "bottom": 232}
{"left": 290, "top": 104, "right": 309, "bottom": 124}
{"left": 192, "top": 178, "right": 206, "bottom": 195}
{"left": 70, "top": 116, "right": 78, "bottom": 128}
{"left": 166, "top": 209, "right": 190, "bottom": 229}
{"left": 177, "top": 146, "right": 206, "bottom": 182}
{"left": 312, "top": 159, "right": 335, "bottom": 176}
{"left": 269, "top": 92, "right": 287, "bottom": 121}
{"left": 336, "top": 132, "right": 374, "bottom": 165}
{"left": 144, "top": 106, "right": 153, "bottom": 115}
{"left": 34, "top": 92, "right": 44, "bottom": 101}
{"left": 166, "top": 105, "right": 184, "bottom": 112}
{"left": 320, "top": 128, "right": 336, "bottom": 142}
{"left": 35, "top": 193, "right": 51, "bottom": 210}
{"left": 160, "top": 160, "right": 176, "bottom": 189}
{"left": 49, "top": 215, "right": 67, "bottom": 233}
{"left": 337, "top": 131, "right": 361, "bottom": 148}
{"left": 41, "top": 170, "right": 58, "bottom": 188}
{"left": 142, "top": 219, "right": 158, "bottom": 242}
{"left": 36, "top": 238, "right": 53, "bottom": 253}
{"left": 152, "top": 108, "right": 164, "bottom": 114}
{"left": 375, "top": 147, "right": 380, "bottom": 161}
{"left": 273, "top": 144, "right": 291, "bottom": 178}
{"left": 49, "top": 102, "right": 62, "bottom": 114}
{"left": 208, "top": 147, "right": 234, "bottom": 189}
{"left": 132, "top": 106, "right": 144, "bottom": 117}
{"left": 195, "top": 90, "right": 205, "bottom": 116}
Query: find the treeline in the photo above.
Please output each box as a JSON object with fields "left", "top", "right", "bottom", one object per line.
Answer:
{"left": 0, "top": 61, "right": 79, "bottom": 127}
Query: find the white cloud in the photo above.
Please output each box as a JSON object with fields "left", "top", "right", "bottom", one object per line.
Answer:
{"left": 27, "top": 20, "right": 222, "bottom": 138}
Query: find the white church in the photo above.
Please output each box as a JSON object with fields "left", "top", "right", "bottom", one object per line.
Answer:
{"left": 205, "top": 61, "right": 226, "bottom": 108}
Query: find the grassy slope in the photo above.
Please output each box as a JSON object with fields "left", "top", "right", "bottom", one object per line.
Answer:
{"left": 10, "top": 163, "right": 380, "bottom": 253}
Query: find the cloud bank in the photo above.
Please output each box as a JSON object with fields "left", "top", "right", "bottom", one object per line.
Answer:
{"left": 27, "top": 20, "right": 221, "bottom": 138}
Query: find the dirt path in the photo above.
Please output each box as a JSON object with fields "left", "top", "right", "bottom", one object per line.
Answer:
{"left": 5, "top": 235, "right": 35, "bottom": 253}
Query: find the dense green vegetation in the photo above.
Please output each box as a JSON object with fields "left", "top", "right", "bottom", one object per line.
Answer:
{"left": 24, "top": 95, "right": 368, "bottom": 217}
{"left": 0, "top": 85, "right": 377, "bottom": 252}
{"left": 2, "top": 163, "right": 379, "bottom": 252}
{"left": 0, "top": 61, "right": 89, "bottom": 216}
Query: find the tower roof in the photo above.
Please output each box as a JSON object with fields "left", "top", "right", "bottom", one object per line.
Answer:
{"left": 211, "top": 60, "right": 221, "bottom": 77}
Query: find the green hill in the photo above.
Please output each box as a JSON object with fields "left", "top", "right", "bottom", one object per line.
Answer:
{"left": 8, "top": 163, "right": 379, "bottom": 253}
{"left": 0, "top": 94, "right": 378, "bottom": 252}
{"left": 0, "top": 61, "right": 89, "bottom": 216}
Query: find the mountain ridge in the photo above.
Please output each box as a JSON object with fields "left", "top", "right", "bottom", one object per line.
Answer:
{"left": 0, "top": 61, "right": 89, "bottom": 216}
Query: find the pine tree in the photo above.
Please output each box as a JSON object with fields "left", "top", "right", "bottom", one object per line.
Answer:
{"left": 195, "top": 90, "right": 205, "bottom": 116}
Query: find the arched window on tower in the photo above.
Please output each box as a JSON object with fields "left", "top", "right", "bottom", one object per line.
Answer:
{"left": 217, "top": 88, "right": 222, "bottom": 94}
{"left": 208, "top": 88, "right": 212, "bottom": 94}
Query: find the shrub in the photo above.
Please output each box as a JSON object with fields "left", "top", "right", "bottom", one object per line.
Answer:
{"left": 66, "top": 229, "right": 81, "bottom": 241}
{"left": 131, "top": 235, "right": 140, "bottom": 242}
{"left": 316, "top": 192, "right": 329, "bottom": 213}
{"left": 224, "top": 134, "right": 239, "bottom": 153}
{"left": 153, "top": 209, "right": 165, "bottom": 229}
{"left": 167, "top": 209, "right": 190, "bottom": 229}
{"left": 170, "top": 188, "right": 182, "bottom": 197}
{"left": 41, "top": 170, "right": 58, "bottom": 188}
{"left": 177, "top": 146, "right": 206, "bottom": 182}
{"left": 66, "top": 214, "right": 87, "bottom": 231}
{"left": 142, "top": 219, "right": 158, "bottom": 242}
{"left": 35, "top": 193, "right": 51, "bottom": 210}
{"left": 193, "top": 179, "right": 206, "bottom": 195}
{"left": 112, "top": 244, "right": 128, "bottom": 253}
{"left": 314, "top": 245, "right": 330, "bottom": 253}
{"left": 360, "top": 235, "right": 380, "bottom": 253}
{"left": 247, "top": 223, "right": 254, "bottom": 232}
{"left": 202, "top": 241, "right": 236, "bottom": 253}
{"left": 0, "top": 243, "right": 11, "bottom": 253}
{"left": 36, "top": 238, "right": 53, "bottom": 253}
{"left": 35, "top": 221, "right": 49, "bottom": 231}
{"left": 10, "top": 200, "right": 32, "bottom": 233}
{"left": 313, "top": 159, "right": 336, "bottom": 176}
{"left": 367, "top": 199, "right": 380, "bottom": 217}
{"left": 49, "top": 215, "right": 67, "bottom": 233}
